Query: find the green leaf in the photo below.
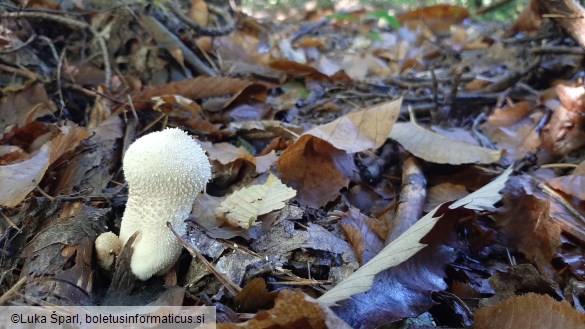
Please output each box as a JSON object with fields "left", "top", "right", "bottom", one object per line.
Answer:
{"left": 369, "top": 31, "right": 381, "bottom": 41}
{"left": 326, "top": 13, "right": 355, "bottom": 21}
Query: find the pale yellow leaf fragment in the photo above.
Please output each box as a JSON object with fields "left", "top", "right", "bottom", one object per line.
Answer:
{"left": 317, "top": 166, "right": 513, "bottom": 306}
{"left": 217, "top": 174, "right": 296, "bottom": 229}
{"left": 389, "top": 122, "right": 502, "bottom": 164}
{"left": 308, "top": 98, "right": 402, "bottom": 153}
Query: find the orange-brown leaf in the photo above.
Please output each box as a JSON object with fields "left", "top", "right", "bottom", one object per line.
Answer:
{"left": 218, "top": 289, "right": 352, "bottom": 329}
{"left": 475, "top": 293, "right": 585, "bottom": 329}
{"left": 277, "top": 135, "right": 352, "bottom": 208}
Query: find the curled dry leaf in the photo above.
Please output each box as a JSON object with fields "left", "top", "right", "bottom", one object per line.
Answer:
{"left": 0, "top": 83, "right": 56, "bottom": 130}
{"left": 340, "top": 207, "right": 384, "bottom": 264}
{"left": 0, "top": 123, "right": 89, "bottom": 207}
{"left": 217, "top": 174, "right": 296, "bottom": 229}
{"left": 389, "top": 122, "right": 502, "bottom": 164}
{"left": 201, "top": 142, "right": 277, "bottom": 174}
{"left": 546, "top": 160, "right": 585, "bottom": 200}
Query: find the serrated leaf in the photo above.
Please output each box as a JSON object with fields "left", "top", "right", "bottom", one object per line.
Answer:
{"left": 317, "top": 167, "right": 512, "bottom": 306}
{"left": 217, "top": 174, "right": 296, "bottom": 229}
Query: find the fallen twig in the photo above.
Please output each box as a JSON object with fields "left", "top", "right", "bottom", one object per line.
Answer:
{"left": 167, "top": 221, "right": 241, "bottom": 296}
{"left": 0, "top": 11, "right": 112, "bottom": 90}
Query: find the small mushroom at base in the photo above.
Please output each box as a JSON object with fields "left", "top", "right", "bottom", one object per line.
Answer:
{"left": 95, "top": 232, "right": 122, "bottom": 270}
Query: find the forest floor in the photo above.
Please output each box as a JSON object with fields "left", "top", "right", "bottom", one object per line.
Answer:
{"left": 1, "top": 1, "right": 585, "bottom": 328}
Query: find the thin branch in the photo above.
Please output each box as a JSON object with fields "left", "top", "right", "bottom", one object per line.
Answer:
{"left": 167, "top": 221, "right": 241, "bottom": 296}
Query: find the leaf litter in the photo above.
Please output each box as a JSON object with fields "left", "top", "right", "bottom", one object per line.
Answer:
{"left": 0, "top": 1, "right": 585, "bottom": 328}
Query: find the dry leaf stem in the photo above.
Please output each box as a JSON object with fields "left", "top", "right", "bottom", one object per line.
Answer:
{"left": 0, "top": 276, "right": 27, "bottom": 305}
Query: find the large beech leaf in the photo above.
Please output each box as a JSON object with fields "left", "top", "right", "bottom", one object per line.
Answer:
{"left": 308, "top": 98, "right": 402, "bottom": 153}
{"left": 317, "top": 166, "right": 512, "bottom": 306}
{"left": 389, "top": 122, "right": 502, "bottom": 164}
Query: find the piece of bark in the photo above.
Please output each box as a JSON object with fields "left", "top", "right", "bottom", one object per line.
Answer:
{"left": 13, "top": 124, "right": 122, "bottom": 306}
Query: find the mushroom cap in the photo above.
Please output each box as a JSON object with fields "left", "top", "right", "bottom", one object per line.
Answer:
{"left": 119, "top": 128, "right": 211, "bottom": 280}
{"left": 95, "top": 232, "right": 121, "bottom": 270}
{"left": 122, "top": 128, "right": 211, "bottom": 199}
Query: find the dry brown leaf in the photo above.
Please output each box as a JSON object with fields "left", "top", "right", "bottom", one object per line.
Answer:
{"left": 546, "top": 162, "right": 585, "bottom": 200}
{"left": 423, "top": 182, "right": 469, "bottom": 212}
{"left": 152, "top": 95, "right": 203, "bottom": 118}
{"left": 269, "top": 59, "right": 329, "bottom": 80}
{"left": 233, "top": 278, "right": 278, "bottom": 313}
{"left": 277, "top": 135, "right": 353, "bottom": 208}
{"left": 254, "top": 151, "right": 278, "bottom": 173}
{"left": 135, "top": 77, "right": 260, "bottom": 105}
{"left": 398, "top": 4, "right": 469, "bottom": 34}
{"left": 340, "top": 207, "right": 384, "bottom": 264}
{"left": 482, "top": 114, "right": 541, "bottom": 161}
{"left": 389, "top": 122, "right": 502, "bottom": 164}
{"left": 277, "top": 100, "right": 400, "bottom": 207}
{"left": 201, "top": 142, "right": 277, "bottom": 174}
{"left": 213, "top": 31, "right": 271, "bottom": 66}
{"left": 88, "top": 86, "right": 112, "bottom": 129}
{"left": 541, "top": 84, "right": 585, "bottom": 158}
{"left": 475, "top": 293, "right": 585, "bottom": 329}
{"left": 202, "top": 142, "right": 256, "bottom": 165}
{"left": 508, "top": 0, "right": 543, "bottom": 36}
{"left": 308, "top": 98, "right": 402, "bottom": 153}
{"left": 49, "top": 124, "right": 90, "bottom": 164}
{"left": 218, "top": 289, "right": 352, "bottom": 329}
{"left": 494, "top": 193, "right": 561, "bottom": 278}
{"left": 0, "top": 83, "right": 56, "bottom": 130}
{"left": 487, "top": 101, "right": 532, "bottom": 127}
{"left": 340, "top": 53, "right": 391, "bottom": 80}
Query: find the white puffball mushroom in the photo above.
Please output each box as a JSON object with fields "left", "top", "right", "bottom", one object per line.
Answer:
{"left": 118, "top": 128, "right": 211, "bottom": 280}
{"left": 95, "top": 232, "right": 121, "bottom": 270}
